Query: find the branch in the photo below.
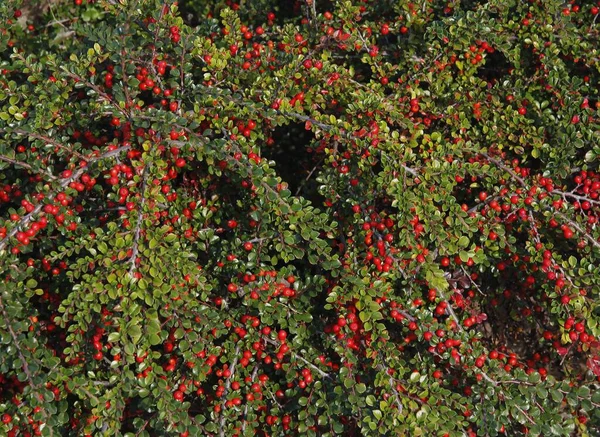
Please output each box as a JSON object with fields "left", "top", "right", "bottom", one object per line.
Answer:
{"left": 241, "top": 365, "right": 259, "bottom": 434}
{"left": 128, "top": 166, "right": 149, "bottom": 277}
{"left": 485, "top": 153, "right": 600, "bottom": 251}
{"left": 0, "top": 154, "right": 57, "bottom": 181}
{"left": 12, "top": 128, "right": 87, "bottom": 161}
{"left": 282, "top": 111, "right": 419, "bottom": 177}
{"left": 555, "top": 210, "right": 600, "bottom": 250}
{"left": 60, "top": 69, "right": 131, "bottom": 121}
{"left": 551, "top": 189, "right": 600, "bottom": 207}
{"left": 263, "top": 337, "right": 331, "bottom": 379}
{"left": 375, "top": 363, "right": 404, "bottom": 413}
{"left": 219, "top": 345, "right": 240, "bottom": 437}
{"left": 482, "top": 152, "right": 526, "bottom": 187}
{"left": 0, "top": 144, "right": 131, "bottom": 253}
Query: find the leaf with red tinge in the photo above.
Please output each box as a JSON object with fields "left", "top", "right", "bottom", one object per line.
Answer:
{"left": 586, "top": 355, "right": 600, "bottom": 377}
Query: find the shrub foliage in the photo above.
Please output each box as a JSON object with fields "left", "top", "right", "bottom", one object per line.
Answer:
{"left": 1, "top": 0, "right": 600, "bottom": 435}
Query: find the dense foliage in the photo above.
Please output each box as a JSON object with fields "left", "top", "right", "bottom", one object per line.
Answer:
{"left": 1, "top": 0, "right": 600, "bottom": 435}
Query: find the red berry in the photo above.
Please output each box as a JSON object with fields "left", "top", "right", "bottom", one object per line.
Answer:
{"left": 563, "top": 227, "right": 573, "bottom": 239}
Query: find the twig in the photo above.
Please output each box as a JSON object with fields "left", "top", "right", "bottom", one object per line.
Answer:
{"left": 0, "top": 144, "right": 131, "bottom": 252}
{"left": 263, "top": 337, "right": 331, "bottom": 379}
{"left": 375, "top": 363, "right": 403, "bottom": 413}
{"left": 11, "top": 128, "right": 87, "bottom": 161}
{"left": 283, "top": 111, "right": 419, "bottom": 177}
{"left": 486, "top": 152, "right": 600, "bottom": 250}
{"left": 512, "top": 403, "right": 536, "bottom": 425}
{"left": 128, "top": 166, "right": 149, "bottom": 277}
{"left": 60, "top": 69, "right": 131, "bottom": 120}
{"left": 460, "top": 265, "right": 485, "bottom": 295}
{"left": 0, "top": 154, "right": 57, "bottom": 181}
{"left": 482, "top": 152, "right": 526, "bottom": 187}
{"left": 551, "top": 189, "right": 600, "bottom": 207}
{"left": 219, "top": 345, "right": 241, "bottom": 437}
{"left": 555, "top": 210, "right": 600, "bottom": 250}
{"left": 241, "top": 365, "right": 259, "bottom": 434}
{"left": 295, "top": 155, "right": 325, "bottom": 196}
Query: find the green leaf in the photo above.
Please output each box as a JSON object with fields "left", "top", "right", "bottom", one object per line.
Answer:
{"left": 128, "top": 324, "right": 142, "bottom": 344}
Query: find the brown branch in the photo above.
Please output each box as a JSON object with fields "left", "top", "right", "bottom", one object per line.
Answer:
{"left": 283, "top": 111, "right": 419, "bottom": 177}
{"left": 241, "top": 365, "right": 259, "bottom": 434}
{"left": 482, "top": 152, "right": 526, "bottom": 187}
{"left": 12, "top": 128, "right": 87, "bottom": 161}
{"left": 551, "top": 189, "right": 600, "bottom": 207}
{"left": 263, "top": 337, "right": 331, "bottom": 379}
{"left": 555, "top": 210, "right": 600, "bottom": 250}
{"left": 219, "top": 345, "right": 240, "bottom": 437}
{"left": 0, "top": 144, "right": 131, "bottom": 252}
{"left": 0, "top": 154, "right": 57, "bottom": 181}
{"left": 128, "top": 166, "right": 149, "bottom": 277}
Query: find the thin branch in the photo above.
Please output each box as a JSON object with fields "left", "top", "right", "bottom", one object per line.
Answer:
{"left": 219, "top": 345, "right": 240, "bottom": 437}
{"left": 556, "top": 210, "right": 600, "bottom": 250}
{"left": 241, "top": 365, "right": 259, "bottom": 434}
{"left": 0, "top": 154, "right": 57, "bottom": 181}
{"left": 263, "top": 337, "right": 331, "bottom": 379}
{"left": 485, "top": 152, "right": 599, "bottom": 251}
{"left": 460, "top": 265, "right": 485, "bottom": 295}
{"left": 0, "top": 144, "right": 131, "bottom": 252}
{"left": 128, "top": 166, "right": 149, "bottom": 277}
{"left": 513, "top": 403, "right": 536, "bottom": 425}
{"left": 482, "top": 152, "right": 526, "bottom": 187}
{"left": 60, "top": 69, "right": 131, "bottom": 120}
{"left": 6, "top": 128, "right": 86, "bottom": 161}
{"left": 282, "top": 111, "right": 418, "bottom": 177}
{"left": 551, "top": 189, "right": 600, "bottom": 207}
{"left": 295, "top": 155, "right": 325, "bottom": 196}
{"left": 375, "top": 363, "right": 404, "bottom": 413}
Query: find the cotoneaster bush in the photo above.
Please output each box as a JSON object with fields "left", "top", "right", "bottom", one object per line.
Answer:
{"left": 0, "top": 0, "right": 599, "bottom": 435}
